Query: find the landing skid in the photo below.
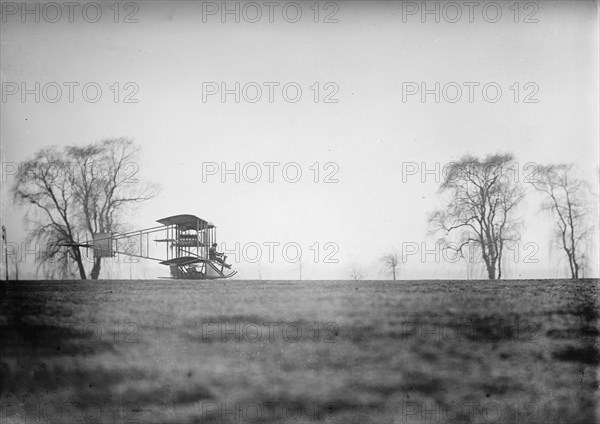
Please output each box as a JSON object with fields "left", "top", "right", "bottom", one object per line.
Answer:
{"left": 160, "top": 256, "right": 236, "bottom": 280}
{"left": 158, "top": 270, "right": 237, "bottom": 280}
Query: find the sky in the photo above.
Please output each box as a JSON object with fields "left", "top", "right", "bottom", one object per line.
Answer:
{"left": 1, "top": 0, "right": 599, "bottom": 280}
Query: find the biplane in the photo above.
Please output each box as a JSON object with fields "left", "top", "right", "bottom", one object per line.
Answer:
{"left": 74, "top": 214, "right": 236, "bottom": 279}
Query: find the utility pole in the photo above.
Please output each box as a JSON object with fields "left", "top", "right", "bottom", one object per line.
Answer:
{"left": 2, "top": 226, "right": 8, "bottom": 280}
{"left": 466, "top": 258, "right": 470, "bottom": 280}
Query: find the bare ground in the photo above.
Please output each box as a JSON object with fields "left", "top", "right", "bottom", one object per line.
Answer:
{"left": 0, "top": 279, "right": 598, "bottom": 423}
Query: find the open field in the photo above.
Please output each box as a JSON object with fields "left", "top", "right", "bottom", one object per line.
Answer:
{"left": 0, "top": 279, "right": 598, "bottom": 424}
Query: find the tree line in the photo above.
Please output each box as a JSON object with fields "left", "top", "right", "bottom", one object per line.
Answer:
{"left": 375, "top": 153, "right": 596, "bottom": 280}
{"left": 9, "top": 144, "right": 596, "bottom": 281}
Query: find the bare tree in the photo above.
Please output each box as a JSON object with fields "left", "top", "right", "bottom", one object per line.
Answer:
{"left": 13, "top": 138, "right": 158, "bottom": 279}
{"left": 348, "top": 259, "right": 366, "bottom": 281}
{"left": 381, "top": 251, "right": 400, "bottom": 280}
{"left": 13, "top": 147, "right": 87, "bottom": 279}
{"left": 68, "top": 138, "right": 158, "bottom": 279}
{"left": 429, "top": 153, "right": 524, "bottom": 280}
{"left": 528, "top": 164, "right": 596, "bottom": 279}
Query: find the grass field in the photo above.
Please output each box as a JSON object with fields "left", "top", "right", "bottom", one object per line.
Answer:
{"left": 0, "top": 279, "right": 598, "bottom": 424}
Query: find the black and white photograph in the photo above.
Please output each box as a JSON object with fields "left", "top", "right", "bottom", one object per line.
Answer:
{"left": 1, "top": 1, "right": 599, "bottom": 423}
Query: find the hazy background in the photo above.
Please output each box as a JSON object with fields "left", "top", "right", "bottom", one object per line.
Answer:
{"left": 1, "top": 0, "right": 598, "bottom": 280}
